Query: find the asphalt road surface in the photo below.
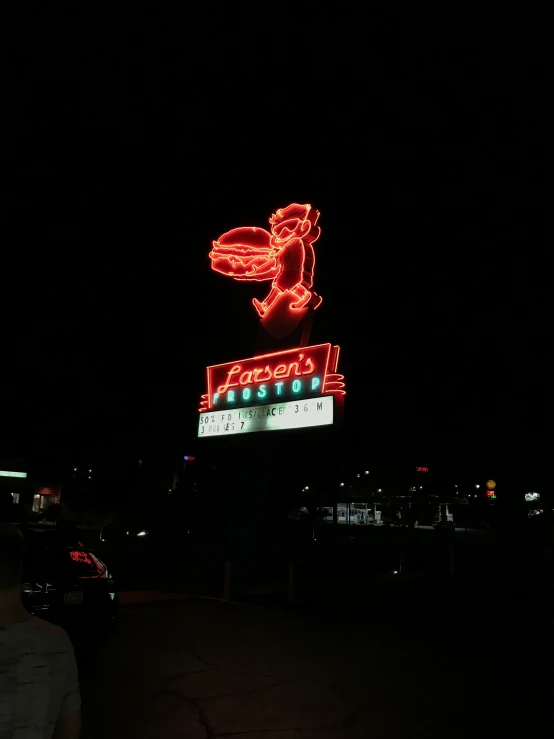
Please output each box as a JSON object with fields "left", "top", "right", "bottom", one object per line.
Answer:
{"left": 79, "top": 592, "right": 551, "bottom": 738}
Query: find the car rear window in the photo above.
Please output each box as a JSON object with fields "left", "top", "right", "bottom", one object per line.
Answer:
{"left": 48, "top": 549, "right": 107, "bottom": 578}
{"left": 24, "top": 533, "right": 107, "bottom": 579}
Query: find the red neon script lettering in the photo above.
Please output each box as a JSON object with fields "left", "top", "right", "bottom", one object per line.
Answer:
{"left": 252, "top": 366, "right": 272, "bottom": 382}
{"left": 217, "top": 365, "right": 241, "bottom": 394}
{"left": 204, "top": 344, "right": 344, "bottom": 410}
{"left": 216, "top": 354, "right": 317, "bottom": 395}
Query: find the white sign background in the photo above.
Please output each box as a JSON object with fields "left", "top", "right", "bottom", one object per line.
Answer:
{"left": 198, "top": 395, "right": 333, "bottom": 438}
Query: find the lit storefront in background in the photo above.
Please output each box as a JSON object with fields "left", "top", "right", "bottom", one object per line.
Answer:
{"left": 32, "top": 487, "right": 61, "bottom": 513}
{"left": 321, "top": 502, "right": 383, "bottom": 525}
{"left": 1, "top": 464, "right": 62, "bottom": 514}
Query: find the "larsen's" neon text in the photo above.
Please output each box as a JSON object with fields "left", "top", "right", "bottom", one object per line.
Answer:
{"left": 217, "top": 353, "right": 315, "bottom": 395}
{"left": 200, "top": 343, "right": 345, "bottom": 412}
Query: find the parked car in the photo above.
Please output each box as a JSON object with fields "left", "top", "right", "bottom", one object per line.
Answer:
{"left": 20, "top": 524, "right": 119, "bottom": 643}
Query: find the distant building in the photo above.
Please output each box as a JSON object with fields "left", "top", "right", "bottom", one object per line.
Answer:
{"left": 0, "top": 458, "right": 61, "bottom": 517}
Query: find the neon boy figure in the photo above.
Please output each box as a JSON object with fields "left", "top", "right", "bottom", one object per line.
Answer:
{"left": 209, "top": 203, "right": 322, "bottom": 322}
{"left": 250, "top": 203, "right": 322, "bottom": 317}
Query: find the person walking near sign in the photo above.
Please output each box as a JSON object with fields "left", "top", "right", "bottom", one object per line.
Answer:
{"left": 0, "top": 522, "right": 81, "bottom": 738}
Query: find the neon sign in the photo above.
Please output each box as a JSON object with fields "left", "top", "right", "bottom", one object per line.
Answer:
{"left": 199, "top": 343, "right": 344, "bottom": 411}
{"left": 416, "top": 467, "right": 429, "bottom": 472}
{"left": 200, "top": 203, "right": 345, "bottom": 435}
{"left": 209, "top": 203, "right": 322, "bottom": 338}
{"left": 69, "top": 550, "right": 92, "bottom": 565}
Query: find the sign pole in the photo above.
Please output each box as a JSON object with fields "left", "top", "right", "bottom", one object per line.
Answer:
{"left": 222, "top": 561, "right": 231, "bottom": 601}
{"left": 288, "top": 560, "right": 295, "bottom": 603}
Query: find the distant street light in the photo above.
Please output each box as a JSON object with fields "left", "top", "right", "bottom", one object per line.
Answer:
{"left": 365, "top": 471, "right": 369, "bottom": 475}
{"left": 378, "top": 488, "right": 382, "bottom": 493}
{"left": 340, "top": 482, "right": 345, "bottom": 487}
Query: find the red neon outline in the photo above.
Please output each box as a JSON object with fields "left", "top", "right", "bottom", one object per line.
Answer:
{"left": 201, "top": 343, "right": 345, "bottom": 410}
{"left": 328, "top": 345, "right": 340, "bottom": 374}
{"left": 323, "top": 374, "right": 346, "bottom": 396}
{"left": 207, "top": 342, "right": 332, "bottom": 369}
{"left": 69, "top": 550, "right": 107, "bottom": 578}
{"left": 209, "top": 204, "right": 322, "bottom": 324}
{"left": 69, "top": 550, "right": 93, "bottom": 565}
{"left": 208, "top": 344, "right": 330, "bottom": 406}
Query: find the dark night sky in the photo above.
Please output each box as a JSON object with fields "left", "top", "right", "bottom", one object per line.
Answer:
{"left": 2, "top": 6, "right": 547, "bottom": 485}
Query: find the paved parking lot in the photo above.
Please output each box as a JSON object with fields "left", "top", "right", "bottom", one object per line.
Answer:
{"left": 79, "top": 593, "right": 549, "bottom": 738}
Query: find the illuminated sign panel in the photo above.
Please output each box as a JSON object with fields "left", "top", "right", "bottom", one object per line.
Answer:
{"left": 0, "top": 470, "right": 27, "bottom": 478}
{"left": 201, "top": 343, "right": 343, "bottom": 411}
{"left": 198, "top": 396, "right": 333, "bottom": 438}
